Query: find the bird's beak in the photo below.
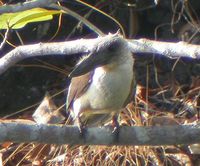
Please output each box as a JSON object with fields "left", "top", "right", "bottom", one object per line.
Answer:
{"left": 69, "top": 52, "right": 109, "bottom": 78}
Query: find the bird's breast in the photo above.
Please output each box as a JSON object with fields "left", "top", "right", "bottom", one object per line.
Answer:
{"left": 80, "top": 59, "right": 134, "bottom": 110}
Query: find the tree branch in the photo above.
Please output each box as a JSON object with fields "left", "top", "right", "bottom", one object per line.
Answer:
{"left": 0, "top": 121, "right": 200, "bottom": 145}
{"left": 0, "top": 0, "right": 59, "bottom": 13}
{"left": 0, "top": 37, "right": 101, "bottom": 75}
{"left": 128, "top": 39, "right": 200, "bottom": 59}
{"left": 0, "top": 34, "right": 200, "bottom": 75}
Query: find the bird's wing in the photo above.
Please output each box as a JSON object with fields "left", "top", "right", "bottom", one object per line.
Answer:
{"left": 66, "top": 71, "right": 94, "bottom": 109}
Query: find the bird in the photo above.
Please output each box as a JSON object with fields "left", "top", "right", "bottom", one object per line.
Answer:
{"left": 66, "top": 34, "right": 135, "bottom": 132}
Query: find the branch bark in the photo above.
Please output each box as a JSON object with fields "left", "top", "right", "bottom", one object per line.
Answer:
{"left": 0, "top": 0, "right": 59, "bottom": 13}
{"left": 0, "top": 34, "right": 200, "bottom": 75}
{"left": 128, "top": 39, "right": 200, "bottom": 59}
{"left": 0, "top": 121, "right": 199, "bottom": 145}
{"left": 0, "top": 37, "right": 100, "bottom": 75}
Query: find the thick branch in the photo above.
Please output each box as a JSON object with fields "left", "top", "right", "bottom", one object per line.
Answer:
{"left": 0, "top": 35, "right": 200, "bottom": 75}
{"left": 0, "top": 0, "right": 59, "bottom": 13}
{"left": 0, "top": 121, "right": 199, "bottom": 145}
{"left": 128, "top": 39, "right": 200, "bottom": 59}
{"left": 0, "top": 37, "right": 102, "bottom": 75}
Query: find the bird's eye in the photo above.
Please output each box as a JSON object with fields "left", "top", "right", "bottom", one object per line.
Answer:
{"left": 107, "top": 44, "right": 116, "bottom": 52}
{"left": 107, "top": 40, "right": 122, "bottom": 53}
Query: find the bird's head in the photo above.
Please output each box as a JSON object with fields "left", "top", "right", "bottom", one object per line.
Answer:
{"left": 69, "top": 36, "right": 128, "bottom": 78}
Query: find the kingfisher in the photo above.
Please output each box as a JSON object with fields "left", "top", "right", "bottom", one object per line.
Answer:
{"left": 66, "top": 34, "right": 135, "bottom": 132}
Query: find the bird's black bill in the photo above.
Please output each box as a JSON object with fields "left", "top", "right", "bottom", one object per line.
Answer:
{"left": 69, "top": 52, "right": 109, "bottom": 78}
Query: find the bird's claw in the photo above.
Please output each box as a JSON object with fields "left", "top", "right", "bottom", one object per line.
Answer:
{"left": 112, "top": 115, "right": 120, "bottom": 142}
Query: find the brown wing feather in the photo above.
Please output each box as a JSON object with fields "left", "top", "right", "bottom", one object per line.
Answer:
{"left": 66, "top": 71, "right": 94, "bottom": 109}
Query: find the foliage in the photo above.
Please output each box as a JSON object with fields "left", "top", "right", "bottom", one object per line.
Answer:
{"left": 0, "top": 8, "right": 62, "bottom": 29}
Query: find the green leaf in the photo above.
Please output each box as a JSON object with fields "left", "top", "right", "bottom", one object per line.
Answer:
{"left": 0, "top": 8, "right": 62, "bottom": 29}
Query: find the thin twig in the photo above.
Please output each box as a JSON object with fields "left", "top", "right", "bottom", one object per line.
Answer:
{"left": 0, "top": 28, "right": 9, "bottom": 50}
{"left": 49, "top": 4, "right": 105, "bottom": 36}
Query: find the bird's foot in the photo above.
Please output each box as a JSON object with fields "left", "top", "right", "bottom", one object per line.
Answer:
{"left": 77, "top": 118, "right": 87, "bottom": 141}
{"left": 112, "top": 115, "right": 120, "bottom": 142}
{"left": 78, "top": 124, "right": 87, "bottom": 135}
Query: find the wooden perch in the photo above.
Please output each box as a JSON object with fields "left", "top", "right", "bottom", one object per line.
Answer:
{"left": 0, "top": 121, "right": 200, "bottom": 145}
{"left": 0, "top": 34, "right": 200, "bottom": 75}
